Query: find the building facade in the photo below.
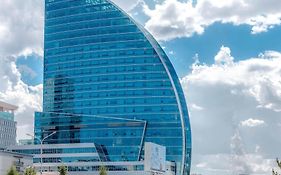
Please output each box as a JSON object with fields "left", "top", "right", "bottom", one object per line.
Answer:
{"left": 10, "top": 142, "right": 175, "bottom": 175}
{"left": 0, "top": 150, "right": 33, "bottom": 175}
{"left": 0, "top": 101, "right": 17, "bottom": 149}
{"left": 28, "top": 0, "right": 192, "bottom": 174}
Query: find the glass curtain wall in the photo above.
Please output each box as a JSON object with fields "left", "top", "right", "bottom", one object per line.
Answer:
{"left": 39, "top": 0, "right": 192, "bottom": 174}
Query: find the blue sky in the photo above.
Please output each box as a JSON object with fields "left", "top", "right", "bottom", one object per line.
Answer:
{"left": 164, "top": 23, "right": 281, "bottom": 77}
{"left": 0, "top": 0, "right": 281, "bottom": 175}
{"left": 16, "top": 54, "right": 43, "bottom": 85}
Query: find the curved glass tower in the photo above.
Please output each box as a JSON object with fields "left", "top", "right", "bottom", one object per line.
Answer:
{"left": 37, "top": 0, "right": 192, "bottom": 174}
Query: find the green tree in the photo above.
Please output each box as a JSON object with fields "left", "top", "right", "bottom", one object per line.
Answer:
{"left": 99, "top": 166, "right": 107, "bottom": 175}
{"left": 6, "top": 166, "right": 19, "bottom": 175}
{"left": 272, "top": 158, "right": 281, "bottom": 175}
{"left": 58, "top": 165, "right": 67, "bottom": 175}
{"left": 24, "top": 167, "right": 36, "bottom": 175}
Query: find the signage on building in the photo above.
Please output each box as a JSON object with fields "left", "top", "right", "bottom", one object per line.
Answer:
{"left": 144, "top": 142, "right": 166, "bottom": 173}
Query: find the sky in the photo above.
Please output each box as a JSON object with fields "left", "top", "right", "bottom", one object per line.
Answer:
{"left": 0, "top": 0, "right": 281, "bottom": 174}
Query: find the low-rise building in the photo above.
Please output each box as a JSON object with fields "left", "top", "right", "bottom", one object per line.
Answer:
{"left": 9, "top": 142, "right": 175, "bottom": 175}
{"left": 0, "top": 150, "right": 33, "bottom": 175}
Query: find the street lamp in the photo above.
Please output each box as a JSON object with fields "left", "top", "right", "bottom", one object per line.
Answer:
{"left": 26, "top": 131, "right": 57, "bottom": 175}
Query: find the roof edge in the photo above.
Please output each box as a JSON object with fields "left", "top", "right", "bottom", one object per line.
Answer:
{"left": 0, "top": 101, "right": 18, "bottom": 110}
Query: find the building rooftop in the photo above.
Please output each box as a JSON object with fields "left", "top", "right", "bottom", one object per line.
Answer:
{"left": 0, "top": 101, "right": 18, "bottom": 121}
{"left": 0, "top": 101, "right": 18, "bottom": 111}
{"left": 0, "top": 149, "right": 33, "bottom": 158}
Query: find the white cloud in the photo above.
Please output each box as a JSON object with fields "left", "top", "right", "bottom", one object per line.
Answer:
{"left": 144, "top": 0, "right": 204, "bottom": 41}
{"left": 0, "top": 55, "right": 43, "bottom": 140}
{"left": 191, "top": 103, "right": 204, "bottom": 111}
{"left": 241, "top": 118, "right": 265, "bottom": 127}
{"left": 144, "top": 0, "right": 281, "bottom": 41}
{"left": 184, "top": 48, "right": 281, "bottom": 112}
{"left": 0, "top": 0, "right": 44, "bottom": 140}
{"left": 255, "top": 145, "right": 261, "bottom": 153}
{"left": 182, "top": 47, "right": 281, "bottom": 174}
{"left": 196, "top": 162, "right": 207, "bottom": 168}
{"left": 214, "top": 46, "right": 234, "bottom": 65}
{"left": 0, "top": 0, "right": 43, "bottom": 57}
{"left": 193, "top": 154, "right": 274, "bottom": 175}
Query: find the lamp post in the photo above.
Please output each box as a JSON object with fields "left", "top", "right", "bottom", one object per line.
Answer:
{"left": 26, "top": 131, "right": 57, "bottom": 175}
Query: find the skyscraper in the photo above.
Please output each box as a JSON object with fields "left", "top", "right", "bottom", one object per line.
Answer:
{"left": 36, "top": 0, "right": 192, "bottom": 174}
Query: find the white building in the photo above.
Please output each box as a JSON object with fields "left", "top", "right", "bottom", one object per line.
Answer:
{"left": 9, "top": 142, "right": 176, "bottom": 175}
{"left": 0, "top": 150, "right": 33, "bottom": 175}
{"left": 0, "top": 101, "right": 17, "bottom": 149}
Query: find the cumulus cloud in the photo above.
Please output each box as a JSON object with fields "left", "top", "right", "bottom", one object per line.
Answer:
{"left": 185, "top": 48, "right": 281, "bottom": 112}
{"left": 182, "top": 47, "right": 281, "bottom": 174}
{"left": 241, "top": 118, "right": 265, "bottom": 127}
{"left": 0, "top": 0, "right": 43, "bottom": 56}
{"left": 144, "top": 0, "right": 281, "bottom": 40}
{"left": 0, "top": 55, "right": 43, "bottom": 140}
{"left": 0, "top": 0, "right": 44, "bottom": 140}
{"left": 214, "top": 46, "right": 234, "bottom": 65}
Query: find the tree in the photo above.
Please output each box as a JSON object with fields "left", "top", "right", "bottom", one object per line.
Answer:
{"left": 99, "top": 166, "right": 107, "bottom": 175}
{"left": 6, "top": 166, "right": 19, "bottom": 175}
{"left": 58, "top": 165, "right": 67, "bottom": 175}
{"left": 24, "top": 167, "right": 36, "bottom": 175}
{"left": 272, "top": 158, "right": 281, "bottom": 175}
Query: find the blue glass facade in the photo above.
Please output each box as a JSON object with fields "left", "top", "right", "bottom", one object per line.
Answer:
{"left": 37, "top": 0, "right": 192, "bottom": 174}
